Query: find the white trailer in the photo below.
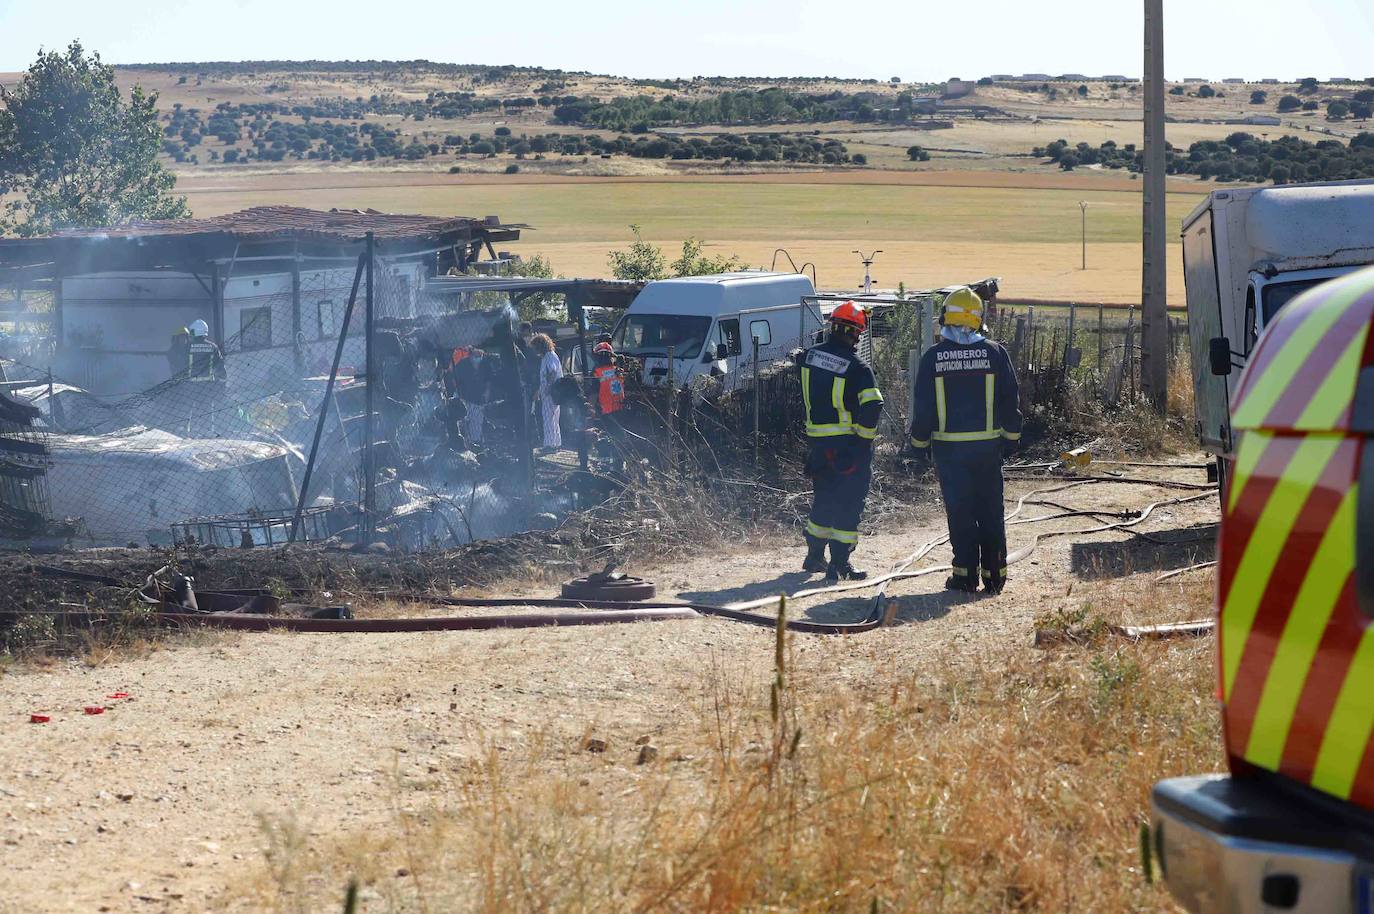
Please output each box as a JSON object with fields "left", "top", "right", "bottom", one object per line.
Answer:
{"left": 1183, "top": 180, "right": 1374, "bottom": 460}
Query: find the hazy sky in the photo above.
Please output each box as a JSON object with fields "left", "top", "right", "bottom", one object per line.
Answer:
{"left": 0, "top": 0, "right": 1371, "bottom": 82}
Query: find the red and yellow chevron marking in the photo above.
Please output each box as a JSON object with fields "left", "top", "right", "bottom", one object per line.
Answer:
{"left": 1221, "top": 429, "right": 1372, "bottom": 805}
{"left": 1231, "top": 271, "right": 1374, "bottom": 432}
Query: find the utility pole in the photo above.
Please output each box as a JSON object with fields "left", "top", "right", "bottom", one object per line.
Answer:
{"left": 1140, "top": 0, "right": 1169, "bottom": 411}
{"left": 1079, "top": 201, "right": 1089, "bottom": 270}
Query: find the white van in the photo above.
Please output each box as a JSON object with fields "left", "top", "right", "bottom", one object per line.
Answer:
{"left": 609, "top": 272, "right": 822, "bottom": 389}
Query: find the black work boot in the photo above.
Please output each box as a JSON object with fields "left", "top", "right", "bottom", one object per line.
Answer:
{"left": 802, "top": 534, "right": 828, "bottom": 574}
{"left": 981, "top": 573, "right": 1006, "bottom": 595}
{"left": 824, "top": 543, "right": 868, "bottom": 583}
{"left": 945, "top": 572, "right": 979, "bottom": 593}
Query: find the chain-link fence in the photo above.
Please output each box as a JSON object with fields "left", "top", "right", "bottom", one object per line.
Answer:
{"left": 0, "top": 246, "right": 554, "bottom": 549}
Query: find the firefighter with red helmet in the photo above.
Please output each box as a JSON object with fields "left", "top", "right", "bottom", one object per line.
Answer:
{"left": 909, "top": 287, "right": 1022, "bottom": 594}
{"left": 799, "top": 301, "right": 884, "bottom": 582}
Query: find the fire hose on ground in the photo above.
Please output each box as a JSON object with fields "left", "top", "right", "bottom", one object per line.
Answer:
{"left": 30, "top": 473, "right": 1217, "bottom": 637}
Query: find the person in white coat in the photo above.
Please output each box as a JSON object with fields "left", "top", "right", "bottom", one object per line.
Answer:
{"left": 532, "top": 333, "right": 563, "bottom": 449}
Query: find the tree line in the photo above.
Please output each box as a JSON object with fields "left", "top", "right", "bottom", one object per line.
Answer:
{"left": 1034, "top": 132, "right": 1374, "bottom": 183}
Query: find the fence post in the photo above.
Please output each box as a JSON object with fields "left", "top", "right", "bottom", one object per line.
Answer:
{"left": 1126, "top": 304, "right": 1137, "bottom": 395}
{"left": 915, "top": 301, "right": 924, "bottom": 353}
{"left": 360, "top": 232, "right": 376, "bottom": 544}
{"left": 1027, "top": 307, "right": 1036, "bottom": 371}
{"left": 1066, "top": 302, "right": 1077, "bottom": 368}
{"left": 753, "top": 336, "right": 761, "bottom": 468}
{"left": 907, "top": 347, "right": 919, "bottom": 434}
{"left": 1097, "top": 302, "right": 1105, "bottom": 371}
{"left": 290, "top": 252, "right": 366, "bottom": 543}
{"left": 666, "top": 344, "right": 675, "bottom": 475}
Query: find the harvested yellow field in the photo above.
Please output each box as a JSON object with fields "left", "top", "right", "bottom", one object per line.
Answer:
{"left": 178, "top": 170, "right": 1201, "bottom": 304}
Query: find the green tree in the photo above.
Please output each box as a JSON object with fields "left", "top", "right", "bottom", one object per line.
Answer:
{"left": 1250, "top": 90, "right": 1268, "bottom": 105}
{"left": 1277, "top": 94, "right": 1303, "bottom": 112}
{"left": 607, "top": 224, "right": 669, "bottom": 281}
{"left": 670, "top": 237, "right": 743, "bottom": 277}
{"left": 906, "top": 145, "right": 931, "bottom": 162}
{"left": 0, "top": 41, "right": 188, "bottom": 236}
{"left": 1197, "top": 84, "right": 1216, "bottom": 98}
{"left": 1327, "top": 100, "right": 1351, "bottom": 120}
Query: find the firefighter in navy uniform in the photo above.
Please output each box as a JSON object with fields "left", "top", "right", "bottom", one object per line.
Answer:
{"left": 909, "top": 287, "right": 1022, "bottom": 594}
{"left": 799, "top": 302, "right": 884, "bottom": 582}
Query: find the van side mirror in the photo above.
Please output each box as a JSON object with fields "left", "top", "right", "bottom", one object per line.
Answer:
{"left": 1209, "top": 337, "right": 1234, "bottom": 376}
{"left": 716, "top": 343, "right": 729, "bottom": 361}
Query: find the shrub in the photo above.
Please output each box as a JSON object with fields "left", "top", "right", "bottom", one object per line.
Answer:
{"left": 1328, "top": 100, "right": 1352, "bottom": 120}
{"left": 851, "top": 153, "right": 867, "bottom": 165}
{"left": 494, "top": 126, "right": 511, "bottom": 136}
{"left": 1169, "top": 86, "right": 1185, "bottom": 96}
{"left": 1197, "top": 85, "right": 1216, "bottom": 98}
{"left": 906, "top": 145, "right": 930, "bottom": 162}
{"left": 1250, "top": 90, "right": 1268, "bottom": 105}
{"left": 1277, "top": 95, "right": 1302, "bottom": 112}
{"left": 504, "top": 163, "right": 520, "bottom": 174}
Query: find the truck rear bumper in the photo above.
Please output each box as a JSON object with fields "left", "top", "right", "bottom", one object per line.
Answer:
{"left": 1152, "top": 774, "right": 1374, "bottom": 914}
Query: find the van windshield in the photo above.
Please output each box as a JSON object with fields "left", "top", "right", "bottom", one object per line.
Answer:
{"left": 612, "top": 314, "right": 711, "bottom": 359}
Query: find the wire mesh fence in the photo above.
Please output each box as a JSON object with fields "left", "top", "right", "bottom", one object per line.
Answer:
{"left": 0, "top": 243, "right": 553, "bottom": 549}
{"left": 0, "top": 267, "right": 1192, "bottom": 552}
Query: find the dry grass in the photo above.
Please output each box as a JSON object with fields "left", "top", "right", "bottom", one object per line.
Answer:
{"left": 230, "top": 574, "right": 1221, "bottom": 914}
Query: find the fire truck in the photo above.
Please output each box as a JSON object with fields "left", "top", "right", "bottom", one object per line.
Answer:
{"left": 1152, "top": 266, "right": 1374, "bottom": 912}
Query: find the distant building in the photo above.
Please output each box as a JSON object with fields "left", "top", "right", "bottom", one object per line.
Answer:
{"left": 990, "top": 74, "right": 1014, "bottom": 81}
{"left": 1244, "top": 115, "right": 1282, "bottom": 126}
{"left": 1019, "top": 73, "right": 1051, "bottom": 81}
{"left": 1223, "top": 78, "right": 1246, "bottom": 84}
{"left": 943, "top": 79, "right": 976, "bottom": 99}
{"left": 1103, "top": 75, "right": 1131, "bottom": 82}
{"left": 1261, "top": 79, "right": 1281, "bottom": 84}
{"left": 1059, "top": 74, "right": 1088, "bottom": 81}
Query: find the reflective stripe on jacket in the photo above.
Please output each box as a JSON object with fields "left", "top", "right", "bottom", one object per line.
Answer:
{"left": 909, "top": 338, "right": 1021, "bottom": 448}
{"left": 799, "top": 339, "right": 883, "bottom": 441}
{"left": 593, "top": 364, "right": 625, "bottom": 414}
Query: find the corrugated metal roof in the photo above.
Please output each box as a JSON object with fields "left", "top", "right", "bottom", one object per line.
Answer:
{"left": 47, "top": 206, "right": 522, "bottom": 244}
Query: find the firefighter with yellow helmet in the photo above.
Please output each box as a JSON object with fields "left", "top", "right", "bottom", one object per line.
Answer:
{"left": 909, "top": 287, "right": 1022, "bottom": 594}
{"left": 799, "top": 301, "right": 884, "bottom": 582}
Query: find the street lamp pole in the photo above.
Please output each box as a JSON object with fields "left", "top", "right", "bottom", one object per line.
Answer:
{"left": 1080, "top": 200, "right": 1089, "bottom": 270}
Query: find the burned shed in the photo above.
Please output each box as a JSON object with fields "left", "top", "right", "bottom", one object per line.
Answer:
{"left": 0, "top": 207, "right": 529, "bottom": 545}
{"left": 0, "top": 206, "right": 523, "bottom": 396}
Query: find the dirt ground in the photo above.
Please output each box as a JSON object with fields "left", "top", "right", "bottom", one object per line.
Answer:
{"left": 0, "top": 464, "right": 1219, "bottom": 913}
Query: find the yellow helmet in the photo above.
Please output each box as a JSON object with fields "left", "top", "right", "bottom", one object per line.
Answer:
{"left": 941, "top": 287, "right": 984, "bottom": 330}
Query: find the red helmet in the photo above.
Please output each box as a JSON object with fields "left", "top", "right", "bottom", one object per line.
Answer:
{"left": 830, "top": 301, "right": 868, "bottom": 333}
{"left": 593, "top": 341, "right": 614, "bottom": 355}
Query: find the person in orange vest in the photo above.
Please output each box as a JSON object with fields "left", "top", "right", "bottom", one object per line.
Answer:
{"left": 591, "top": 341, "right": 627, "bottom": 470}
{"left": 591, "top": 342, "right": 625, "bottom": 416}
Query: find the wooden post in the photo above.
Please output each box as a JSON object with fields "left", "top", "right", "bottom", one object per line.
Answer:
{"left": 914, "top": 301, "right": 924, "bottom": 353}
{"left": 1066, "top": 301, "right": 1077, "bottom": 367}
{"left": 1097, "top": 302, "right": 1106, "bottom": 370}
{"left": 666, "top": 344, "right": 675, "bottom": 474}
{"left": 1126, "top": 304, "right": 1137, "bottom": 395}
{"left": 752, "top": 336, "right": 761, "bottom": 468}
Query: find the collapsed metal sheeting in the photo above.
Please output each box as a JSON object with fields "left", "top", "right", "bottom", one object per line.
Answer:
{"left": 45, "top": 427, "right": 295, "bottom": 543}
